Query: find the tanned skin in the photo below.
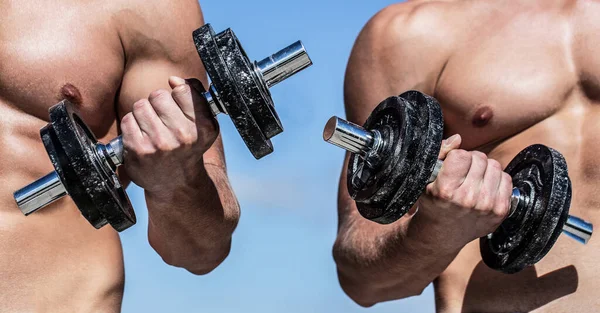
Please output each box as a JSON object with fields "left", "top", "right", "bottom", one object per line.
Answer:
{"left": 0, "top": 0, "right": 239, "bottom": 311}
{"left": 334, "top": 0, "right": 600, "bottom": 312}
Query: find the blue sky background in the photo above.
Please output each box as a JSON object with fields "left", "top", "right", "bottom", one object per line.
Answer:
{"left": 120, "top": 0, "right": 436, "bottom": 312}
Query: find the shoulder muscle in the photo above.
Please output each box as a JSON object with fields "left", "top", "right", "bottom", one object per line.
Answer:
{"left": 344, "top": 1, "right": 458, "bottom": 123}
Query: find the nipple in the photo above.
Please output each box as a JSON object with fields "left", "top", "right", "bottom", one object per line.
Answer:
{"left": 471, "top": 106, "right": 494, "bottom": 128}
{"left": 59, "top": 83, "right": 83, "bottom": 106}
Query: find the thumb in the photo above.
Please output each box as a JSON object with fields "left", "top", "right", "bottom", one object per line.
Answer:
{"left": 168, "top": 76, "right": 187, "bottom": 89}
{"left": 168, "top": 76, "right": 207, "bottom": 95}
{"left": 183, "top": 78, "right": 213, "bottom": 118}
{"left": 438, "top": 134, "right": 461, "bottom": 160}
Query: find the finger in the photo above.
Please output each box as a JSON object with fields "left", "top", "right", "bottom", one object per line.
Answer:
{"left": 459, "top": 151, "right": 488, "bottom": 190}
{"left": 432, "top": 149, "right": 472, "bottom": 194}
{"left": 120, "top": 112, "right": 143, "bottom": 144}
{"left": 494, "top": 172, "right": 513, "bottom": 219}
{"left": 168, "top": 75, "right": 186, "bottom": 89}
{"left": 132, "top": 98, "right": 169, "bottom": 138}
{"left": 169, "top": 76, "right": 215, "bottom": 123}
{"left": 147, "top": 88, "right": 188, "bottom": 129}
{"left": 184, "top": 78, "right": 215, "bottom": 119}
{"left": 168, "top": 76, "right": 197, "bottom": 120}
{"left": 183, "top": 78, "right": 220, "bottom": 139}
{"left": 475, "top": 159, "right": 503, "bottom": 213}
{"left": 438, "top": 134, "right": 462, "bottom": 160}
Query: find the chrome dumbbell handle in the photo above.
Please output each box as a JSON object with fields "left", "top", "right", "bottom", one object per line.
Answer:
{"left": 207, "top": 41, "right": 311, "bottom": 116}
{"left": 14, "top": 41, "right": 312, "bottom": 216}
{"left": 14, "top": 136, "right": 124, "bottom": 215}
{"left": 255, "top": 41, "right": 311, "bottom": 88}
{"left": 323, "top": 116, "right": 593, "bottom": 244}
{"left": 15, "top": 171, "right": 67, "bottom": 215}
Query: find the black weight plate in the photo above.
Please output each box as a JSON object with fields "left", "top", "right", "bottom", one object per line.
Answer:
{"left": 193, "top": 24, "right": 273, "bottom": 159}
{"left": 533, "top": 177, "right": 571, "bottom": 265}
{"left": 48, "top": 101, "right": 135, "bottom": 231}
{"left": 41, "top": 124, "right": 106, "bottom": 229}
{"left": 349, "top": 96, "right": 420, "bottom": 221}
{"left": 382, "top": 91, "right": 444, "bottom": 224}
{"left": 480, "top": 145, "right": 571, "bottom": 273}
{"left": 214, "top": 29, "right": 283, "bottom": 139}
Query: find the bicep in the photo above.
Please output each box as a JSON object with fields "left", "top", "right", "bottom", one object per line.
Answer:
{"left": 118, "top": 60, "right": 206, "bottom": 114}
{"left": 117, "top": 0, "right": 207, "bottom": 115}
{"left": 116, "top": 0, "right": 226, "bottom": 167}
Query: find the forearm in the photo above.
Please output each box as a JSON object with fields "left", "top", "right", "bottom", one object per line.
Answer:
{"left": 145, "top": 160, "right": 239, "bottom": 274}
{"left": 334, "top": 202, "right": 461, "bottom": 306}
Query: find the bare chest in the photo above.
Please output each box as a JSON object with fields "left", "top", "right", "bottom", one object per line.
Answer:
{"left": 434, "top": 10, "right": 586, "bottom": 150}
{"left": 0, "top": 1, "right": 124, "bottom": 135}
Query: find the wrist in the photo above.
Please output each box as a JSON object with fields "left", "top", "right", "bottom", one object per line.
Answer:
{"left": 145, "top": 159, "right": 210, "bottom": 197}
{"left": 406, "top": 210, "right": 466, "bottom": 256}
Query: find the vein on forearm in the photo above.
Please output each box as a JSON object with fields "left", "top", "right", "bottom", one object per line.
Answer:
{"left": 145, "top": 162, "right": 239, "bottom": 249}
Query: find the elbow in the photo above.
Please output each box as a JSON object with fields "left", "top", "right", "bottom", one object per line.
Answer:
{"left": 332, "top": 241, "right": 381, "bottom": 306}
{"left": 332, "top": 240, "right": 427, "bottom": 306}
{"left": 183, "top": 242, "right": 231, "bottom": 275}
{"left": 337, "top": 270, "right": 378, "bottom": 308}
{"left": 148, "top": 200, "right": 240, "bottom": 275}
{"left": 337, "top": 267, "right": 427, "bottom": 307}
{"left": 149, "top": 231, "right": 233, "bottom": 275}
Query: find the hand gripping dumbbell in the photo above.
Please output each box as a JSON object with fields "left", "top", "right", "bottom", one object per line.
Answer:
{"left": 13, "top": 24, "right": 312, "bottom": 232}
{"left": 323, "top": 90, "right": 593, "bottom": 274}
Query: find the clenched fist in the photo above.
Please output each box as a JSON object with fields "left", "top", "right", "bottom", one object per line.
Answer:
{"left": 120, "top": 76, "right": 218, "bottom": 193}
{"left": 417, "top": 134, "right": 513, "bottom": 246}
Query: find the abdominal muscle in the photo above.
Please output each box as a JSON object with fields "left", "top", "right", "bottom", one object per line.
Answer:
{"left": 0, "top": 105, "right": 125, "bottom": 312}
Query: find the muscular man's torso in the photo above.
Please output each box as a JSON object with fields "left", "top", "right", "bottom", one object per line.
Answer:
{"left": 402, "top": 1, "right": 600, "bottom": 311}
{"left": 1, "top": 1, "right": 141, "bottom": 311}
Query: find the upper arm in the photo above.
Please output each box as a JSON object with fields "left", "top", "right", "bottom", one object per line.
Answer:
{"left": 338, "top": 2, "right": 455, "bottom": 238}
{"left": 344, "top": 1, "right": 454, "bottom": 123}
{"left": 115, "top": 0, "right": 225, "bottom": 165}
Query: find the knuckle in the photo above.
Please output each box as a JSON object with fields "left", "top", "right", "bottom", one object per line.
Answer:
{"left": 471, "top": 153, "right": 487, "bottom": 166}
{"left": 153, "top": 138, "right": 174, "bottom": 152}
{"left": 131, "top": 142, "right": 155, "bottom": 157}
{"left": 475, "top": 196, "right": 493, "bottom": 215}
{"left": 472, "top": 151, "right": 487, "bottom": 160}
{"left": 477, "top": 189, "right": 490, "bottom": 203}
{"left": 133, "top": 99, "right": 150, "bottom": 110}
{"left": 487, "top": 159, "right": 502, "bottom": 171}
{"left": 148, "top": 89, "right": 169, "bottom": 101}
{"left": 456, "top": 189, "right": 476, "bottom": 209}
{"left": 172, "top": 84, "right": 192, "bottom": 97}
{"left": 175, "top": 127, "right": 196, "bottom": 144}
{"left": 492, "top": 200, "right": 511, "bottom": 219}
{"left": 121, "top": 112, "right": 135, "bottom": 125}
{"left": 447, "top": 149, "right": 471, "bottom": 165}
{"left": 447, "top": 149, "right": 463, "bottom": 159}
{"left": 445, "top": 149, "right": 457, "bottom": 160}
{"left": 435, "top": 184, "right": 455, "bottom": 201}
{"left": 464, "top": 196, "right": 478, "bottom": 210}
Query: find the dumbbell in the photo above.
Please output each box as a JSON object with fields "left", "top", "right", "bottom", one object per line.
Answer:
{"left": 323, "top": 90, "right": 593, "bottom": 273}
{"left": 13, "top": 24, "right": 312, "bottom": 232}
